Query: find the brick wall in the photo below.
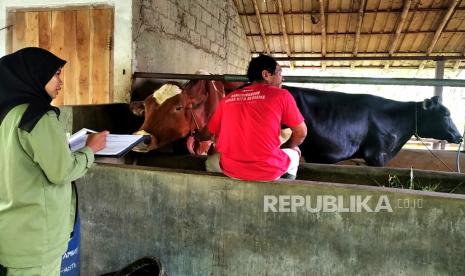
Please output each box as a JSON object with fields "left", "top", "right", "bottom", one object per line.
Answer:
{"left": 133, "top": 0, "right": 250, "bottom": 75}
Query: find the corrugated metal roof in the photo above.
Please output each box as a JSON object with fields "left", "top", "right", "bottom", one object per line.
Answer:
{"left": 233, "top": 0, "right": 465, "bottom": 70}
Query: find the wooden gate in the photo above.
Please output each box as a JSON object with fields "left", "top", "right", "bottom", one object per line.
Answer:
{"left": 6, "top": 7, "right": 113, "bottom": 106}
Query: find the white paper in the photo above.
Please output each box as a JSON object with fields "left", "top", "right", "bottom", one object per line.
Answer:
{"left": 68, "top": 128, "right": 96, "bottom": 152}
{"left": 68, "top": 128, "right": 143, "bottom": 156}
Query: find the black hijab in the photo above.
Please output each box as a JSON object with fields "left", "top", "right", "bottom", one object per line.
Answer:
{"left": 0, "top": 47, "right": 66, "bottom": 132}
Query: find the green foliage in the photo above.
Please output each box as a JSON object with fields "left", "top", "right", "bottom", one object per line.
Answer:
{"left": 386, "top": 174, "right": 440, "bottom": 192}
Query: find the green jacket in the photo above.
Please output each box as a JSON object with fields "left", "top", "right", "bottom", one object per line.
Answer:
{"left": 0, "top": 104, "right": 94, "bottom": 267}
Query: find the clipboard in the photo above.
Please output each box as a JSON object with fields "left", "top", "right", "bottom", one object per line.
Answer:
{"left": 68, "top": 128, "right": 145, "bottom": 157}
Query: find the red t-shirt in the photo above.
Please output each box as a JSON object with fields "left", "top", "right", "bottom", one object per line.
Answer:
{"left": 207, "top": 83, "right": 304, "bottom": 181}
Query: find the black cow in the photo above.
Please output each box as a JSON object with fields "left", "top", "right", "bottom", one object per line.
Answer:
{"left": 284, "top": 86, "right": 463, "bottom": 166}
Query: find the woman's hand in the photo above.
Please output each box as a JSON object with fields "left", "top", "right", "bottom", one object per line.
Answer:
{"left": 86, "top": 131, "right": 109, "bottom": 153}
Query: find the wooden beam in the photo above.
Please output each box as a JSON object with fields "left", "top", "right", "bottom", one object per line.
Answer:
{"left": 342, "top": 0, "right": 354, "bottom": 54}
{"left": 452, "top": 17, "right": 465, "bottom": 70}
{"left": 301, "top": 0, "right": 305, "bottom": 55}
{"left": 280, "top": 65, "right": 461, "bottom": 69}
{"left": 271, "top": 55, "right": 465, "bottom": 61}
{"left": 419, "top": 0, "right": 460, "bottom": 70}
{"left": 385, "top": 0, "right": 412, "bottom": 69}
{"left": 352, "top": 0, "right": 366, "bottom": 56}
{"left": 276, "top": 0, "right": 294, "bottom": 69}
{"left": 237, "top": 7, "right": 465, "bottom": 16}
{"left": 351, "top": 0, "right": 366, "bottom": 69}
{"left": 251, "top": 0, "right": 270, "bottom": 54}
{"left": 453, "top": 45, "right": 465, "bottom": 70}
{"left": 319, "top": 0, "right": 327, "bottom": 69}
{"left": 245, "top": 30, "right": 465, "bottom": 36}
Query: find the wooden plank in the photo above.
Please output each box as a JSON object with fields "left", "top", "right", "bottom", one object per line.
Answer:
{"left": 12, "top": 12, "right": 26, "bottom": 52}
{"left": 378, "top": 33, "right": 390, "bottom": 52}
{"left": 450, "top": 33, "right": 464, "bottom": 51}
{"left": 419, "top": 0, "right": 461, "bottom": 70}
{"left": 267, "top": 14, "right": 279, "bottom": 34}
{"left": 318, "top": 0, "right": 326, "bottom": 69}
{"left": 7, "top": 8, "right": 112, "bottom": 106}
{"left": 344, "top": 32, "right": 354, "bottom": 53}
{"left": 272, "top": 36, "right": 282, "bottom": 53}
{"left": 38, "top": 11, "right": 51, "bottom": 51}
{"left": 108, "top": 10, "right": 114, "bottom": 103}
{"left": 247, "top": 36, "right": 257, "bottom": 52}
{"left": 50, "top": 10, "right": 65, "bottom": 106}
{"left": 384, "top": 0, "right": 412, "bottom": 69}
{"left": 277, "top": 0, "right": 294, "bottom": 69}
{"left": 351, "top": 0, "right": 366, "bottom": 69}
{"left": 25, "top": 12, "right": 39, "bottom": 47}
{"left": 90, "top": 8, "right": 111, "bottom": 103}
{"left": 63, "top": 10, "right": 77, "bottom": 105}
{"left": 251, "top": 36, "right": 262, "bottom": 52}
{"left": 76, "top": 9, "right": 91, "bottom": 104}
{"left": 251, "top": 0, "right": 271, "bottom": 54}
{"left": 366, "top": 33, "right": 378, "bottom": 52}
{"left": 435, "top": 33, "right": 452, "bottom": 51}
{"left": 303, "top": 35, "right": 311, "bottom": 53}
{"left": 312, "top": 36, "right": 321, "bottom": 53}
{"left": 334, "top": 34, "right": 344, "bottom": 53}
{"left": 239, "top": 16, "right": 251, "bottom": 34}
{"left": 6, "top": 12, "right": 14, "bottom": 53}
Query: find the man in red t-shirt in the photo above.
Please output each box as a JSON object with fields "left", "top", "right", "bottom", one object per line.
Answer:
{"left": 200, "top": 54, "right": 307, "bottom": 181}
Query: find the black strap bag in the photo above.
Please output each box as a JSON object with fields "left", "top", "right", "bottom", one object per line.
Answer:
{"left": 100, "top": 256, "right": 166, "bottom": 276}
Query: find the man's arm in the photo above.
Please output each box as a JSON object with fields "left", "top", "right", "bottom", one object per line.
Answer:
{"left": 281, "top": 122, "right": 307, "bottom": 149}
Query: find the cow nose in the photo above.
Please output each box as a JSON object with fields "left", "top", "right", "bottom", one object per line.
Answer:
{"left": 143, "top": 135, "right": 152, "bottom": 144}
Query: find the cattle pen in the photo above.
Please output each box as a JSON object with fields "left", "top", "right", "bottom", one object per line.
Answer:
{"left": 132, "top": 71, "right": 465, "bottom": 169}
{"left": 61, "top": 95, "right": 465, "bottom": 275}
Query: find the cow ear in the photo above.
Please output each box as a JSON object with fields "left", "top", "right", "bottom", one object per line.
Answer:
{"left": 129, "top": 101, "right": 145, "bottom": 117}
{"left": 422, "top": 98, "right": 432, "bottom": 110}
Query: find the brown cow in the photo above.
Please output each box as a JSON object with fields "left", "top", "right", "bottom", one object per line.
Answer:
{"left": 130, "top": 79, "right": 225, "bottom": 154}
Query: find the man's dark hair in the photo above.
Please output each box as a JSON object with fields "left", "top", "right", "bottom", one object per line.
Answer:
{"left": 246, "top": 54, "right": 278, "bottom": 82}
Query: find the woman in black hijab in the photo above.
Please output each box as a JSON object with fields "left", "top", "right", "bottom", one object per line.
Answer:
{"left": 0, "top": 47, "right": 107, "bottom": 275}
{"left": 0, "top": 47, "right": 65, "bottom": 131}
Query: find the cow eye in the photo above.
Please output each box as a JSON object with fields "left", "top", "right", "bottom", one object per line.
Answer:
{"left": 175, "top": 105, "right": 183, "bottom": 111}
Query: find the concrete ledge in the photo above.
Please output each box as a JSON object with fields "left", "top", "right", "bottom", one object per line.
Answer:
{"left": 99, "top": 153, "right": 465, "bottom": 194}
{"left": 77, "top": 163, "right": 465, "bottom": 275}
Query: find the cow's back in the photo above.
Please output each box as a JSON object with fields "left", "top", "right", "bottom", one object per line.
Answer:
{"left": 284, "top": 86, "right": 397, "bottom": 163}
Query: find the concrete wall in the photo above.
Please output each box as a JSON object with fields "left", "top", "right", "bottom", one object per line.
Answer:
{"left": 0, "top": 0, "right": 133, "bottom": 103}
{"left": 132, "top": 0, "right": 250, "bottom": 74}
{"left": 77, "top": 164, "right": 465, "bottom": 275}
